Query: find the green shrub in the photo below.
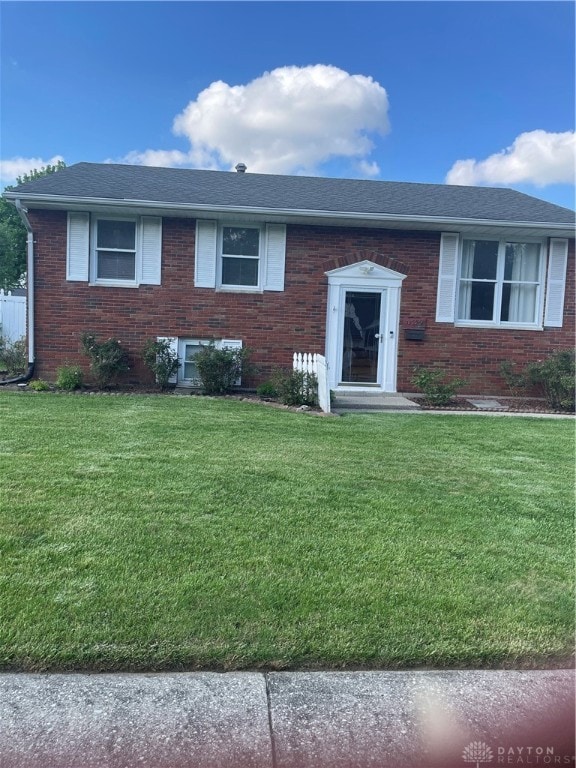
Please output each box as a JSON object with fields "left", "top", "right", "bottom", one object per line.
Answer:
{"left": 500, "top": 350, "right": 575, "bottom": 411}
{"left": 256, "top": 380, "right": 279, "bottom": 399}
{"left": 142, "top": 339, "right": 180, "bottom": 390}
{"left": 0, "top": 336, "right": 27, "bottom": 376}
{"left": 273, "top": 369, "right": 318, "bottom": 407}
{"left": 80, "top": 332, "right": 129, "bottom": 389}
{"left": 28, "top": 378, "right": 50, "bottom": 391}
{"left": 526, "top": 350, "right": 575, "bottom": 411}
{"left": 56, "top": 364, "right": 84, "bottom": 391}
{"left": 194, "top": 343, "right": 251, "bottom": 395}
{"left": 412, "top": 367, "right": 466, "bottom": 407}
{"left": 499, "top": 360, "right": 526, "bottom": 397}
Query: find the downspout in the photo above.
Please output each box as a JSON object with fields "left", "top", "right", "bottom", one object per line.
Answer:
{"left": 0, "top": 200, "right": 35, "bottom": 384}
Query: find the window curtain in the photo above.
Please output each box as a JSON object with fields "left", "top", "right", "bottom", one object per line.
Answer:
{"left": 506, "top": 244, "right": 539, "bottom": 323}
{"left": 457, "top": 241, "right": 474, "bottom": 319}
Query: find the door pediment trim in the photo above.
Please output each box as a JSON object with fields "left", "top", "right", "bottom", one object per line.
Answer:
{"left": 326, "top": 259, "right": 406, "bottom": 283}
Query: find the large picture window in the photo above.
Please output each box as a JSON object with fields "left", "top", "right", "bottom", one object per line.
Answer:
{"left": 220, "top": 226, "right": 260, "bottom": 288}
{"left": 457, "top": 239, "right": 542, "bottom": 325}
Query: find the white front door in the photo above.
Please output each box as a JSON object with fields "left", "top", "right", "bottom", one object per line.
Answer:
{"left": 325, "top": 260, "right": 406, "bottom": 392}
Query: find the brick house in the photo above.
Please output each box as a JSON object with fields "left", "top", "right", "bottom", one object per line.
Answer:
{"left": 4, "top": 162, "right": 574, "bottom": 394}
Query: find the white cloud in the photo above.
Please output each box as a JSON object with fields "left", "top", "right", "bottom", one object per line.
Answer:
{"left": 355, "top": 159, "right": 381, "bottom": 177}
{"left": 0, "top": 155, "right": 65, "bottom": 185}
{"left": 119, "top": 149, "right": 191, "bottom": 168}
{"left": 117, "top": 65, "right": 389, "bottom": 176}
{"left": 446, "top": 130, "right": 576, "bottom": 187}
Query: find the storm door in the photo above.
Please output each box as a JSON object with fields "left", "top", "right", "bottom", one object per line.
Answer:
{"left": 341, "top": 291, "right": 383, "bottom": 384}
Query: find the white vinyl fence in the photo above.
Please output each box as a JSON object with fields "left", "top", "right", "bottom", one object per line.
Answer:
{"left": 293, "top": 352, "right": 331, "bottom": 414}
{"left": 0, "top": 290, "right": 26, "bottom": 343}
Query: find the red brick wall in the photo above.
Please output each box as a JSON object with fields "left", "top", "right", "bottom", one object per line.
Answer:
{"left": 28, "top": 209, "right": 574, "bottom": 395}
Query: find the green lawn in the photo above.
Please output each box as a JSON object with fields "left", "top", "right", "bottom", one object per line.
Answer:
{"left": 0, "top": 391, "right": 573, "bottom": 671}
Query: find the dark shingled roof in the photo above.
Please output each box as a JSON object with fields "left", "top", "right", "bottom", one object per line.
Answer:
{"left": 7, "top": 162, "right": 575, "bottom": 225}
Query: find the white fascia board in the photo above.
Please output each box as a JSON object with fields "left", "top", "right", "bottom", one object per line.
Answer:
{"left": 4, "top": 192, "right": 575, "bottom": 235}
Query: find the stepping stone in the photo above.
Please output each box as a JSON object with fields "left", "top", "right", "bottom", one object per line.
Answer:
{"left": 467, "top": 399, "right": 507, "bottom": 410}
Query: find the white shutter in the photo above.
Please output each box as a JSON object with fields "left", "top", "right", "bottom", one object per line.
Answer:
{"left": 544, "top": 239, "right": 568, "bottom": 327}
{"left": 195, "top": 220, "right": 217, "bottom": 288}
{"left": 264, "top": 224, "right": 286, "bottom": 291}
{"left": 140, "top": 217, "right": 162, "bottom": 285}
{"left": 435, "top": 233, "right": 460, "bottom": 323}
{"left": 67, "top": 212, "right": 90, "bottom": 281}
{"left": 157, "top": 336, "right": 179, "bottom": 384}
{"left": 221, "top": 339, "right": 243, "bottom": 385}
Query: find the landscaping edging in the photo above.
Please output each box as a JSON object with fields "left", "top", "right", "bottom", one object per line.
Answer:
{"left": 2, "top": 383, "right": 574, "bottom": 416}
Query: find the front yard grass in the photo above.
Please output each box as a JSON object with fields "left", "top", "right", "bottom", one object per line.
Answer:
{"left": 0, "top": 392, "right": 573, "bottom": 671}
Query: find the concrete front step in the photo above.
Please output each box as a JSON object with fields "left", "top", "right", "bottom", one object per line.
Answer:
{"left": 333, "top": 393, "right": 420, "bottom": 412}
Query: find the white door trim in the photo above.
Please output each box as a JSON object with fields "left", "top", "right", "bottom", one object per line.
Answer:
{"left": 325, "top": 260, "right": 406, "bottom": 392}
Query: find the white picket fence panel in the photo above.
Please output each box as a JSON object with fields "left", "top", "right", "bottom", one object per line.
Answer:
{"left": 293, "top": 352, "right": 331, "bottom": 414}
{"left": 0, "top": 290, "right": 26, "bottom": 343}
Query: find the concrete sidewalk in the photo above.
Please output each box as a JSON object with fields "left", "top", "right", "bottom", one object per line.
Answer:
{"left": 0, "top": 669, "right": 574, "bottom": 768}
{"left": 331, "top": 392, "right": 575, "bottom": 417}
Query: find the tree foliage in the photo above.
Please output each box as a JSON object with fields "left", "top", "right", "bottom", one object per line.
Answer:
{"left": 0, "top": 161, "right": 66, "bottom": 290}
{"left": 0, "top": 198, "right": 27, "bottom": 290}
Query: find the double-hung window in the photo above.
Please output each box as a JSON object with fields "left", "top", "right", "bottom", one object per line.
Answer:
{"left": 67, "top": 212, "right": 162, "bottom": 286}
{"left": 220, "top": 225, "right": 261, "bottom": 289}
{"left": 195, "top": 219, "right": 285, "bottom": 292}
{"left": 457, "top": 239, "right": 542, "bottom": 326}
{"left": 94, "top": 218, "right": 137, "bottom": 283}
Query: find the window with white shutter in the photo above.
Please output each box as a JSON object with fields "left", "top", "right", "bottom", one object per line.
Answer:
{"left": 67, "top": 212, "right": 90, "bottom": 281}
{"left": 195, "top": 220, "right": 286, "bottom": 292}
{"left": 264, "top": 224, "right": 286, "bottom": 291}
{"left": 544, "top": 239, "right": 568, "bottom": 327}
{"left": 66, "top": 213, "right": 162, "bottom": 286}
{"left": 177, "top": 338, "right": 243, "bottom": 386}
{"left": 435, "top": 232, "right": 559, "bottom": 329}
{"left": 435, "top": 233, "right": 459, "bottom": 322}
{"left": 140, "top": 217, "right": 162, "bottom": 285}
{"left": 195, "top": 220, "right": 218, "bottom": 288}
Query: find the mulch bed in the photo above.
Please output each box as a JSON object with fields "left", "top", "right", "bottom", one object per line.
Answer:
{"left": 1, "top": 378, "right": 574, "bottom": 415}
{"left": 409, "top": 395, "right": 574, "bottom": 415}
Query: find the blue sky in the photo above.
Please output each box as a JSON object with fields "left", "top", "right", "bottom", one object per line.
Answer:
{"left": 1, "top": 1, "right": 574, "bottom": 208}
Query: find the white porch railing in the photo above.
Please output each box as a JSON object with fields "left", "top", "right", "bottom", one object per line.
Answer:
{"left": 293, "top": 352, "right": 331, "bottom": 414}
{"left": 0, "top": 290, "right": 26, "bottom": 343}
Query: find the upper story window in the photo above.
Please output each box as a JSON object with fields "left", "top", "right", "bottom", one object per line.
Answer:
{"left": 95, "top": 219, "right": 137, "bottom": 282}
{"left": 457, "top": 239, "right": 542, "bottom": 325}
{"left": 67, "top": 211, "right": 161, "bottom": 286}
{"left": 194, "top": 219, "right": 285, "bottom": 292}
{"left": 220, "top": 225, "right": 261, "bottom": 288}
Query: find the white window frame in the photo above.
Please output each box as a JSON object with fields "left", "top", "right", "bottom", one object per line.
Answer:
{"left": 177, "top": 338, "right": 243, "bottom": 386}
{"left": 217, "top": 223, "right": 263, "bottom": 292}
{"left": 179, "top": 338, "right": 210, "bottom": 386}
{"left": 91, "top": 216, "right": 140, "bottom": 287}
{"left": 455, "top": 236, "right": 546, "bottom": 330}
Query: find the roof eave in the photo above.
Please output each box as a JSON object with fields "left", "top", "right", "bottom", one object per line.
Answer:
{"left": 5, "top": 192, "right": 575, "bottom": 233}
